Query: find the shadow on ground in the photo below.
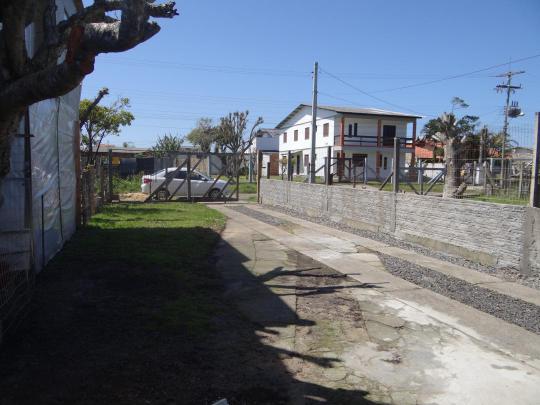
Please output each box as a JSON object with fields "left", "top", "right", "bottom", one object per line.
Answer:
{"left": 0, "top": 222, "right": 382, "bottom": 404}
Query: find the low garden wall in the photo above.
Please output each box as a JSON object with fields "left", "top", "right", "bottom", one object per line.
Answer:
{"left": 259, "top": 179, "right": 540, "bottom": 274}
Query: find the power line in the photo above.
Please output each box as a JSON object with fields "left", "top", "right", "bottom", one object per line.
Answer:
{"left": 371, "top": 53, "right": 540, "bottom": 93}
{"left": 319, "top": 68, "right": 428, "bottom": 116}
{"left": 98, "top": 57, "right": 311, "bottom": 78}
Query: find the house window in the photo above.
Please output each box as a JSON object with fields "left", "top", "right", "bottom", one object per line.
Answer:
{"left": 304, "top": 154, "right": 309, "bottom": 168}
{"left": 383, "top": 125, "right": 396, "bottom": 147}
{"left": 348, "top": 124, "right": 353, "bottom": 136}
{"left": 378, "top": 154, "right": 383, "bottom": 167}
{"left": 354, "top": 123, "right": 358, "bottom": 136}
{"left": 305, "top": 127, "right": 310, "bottom": 140}
{"left": 383, "top": 157, "right": 388, "bottom": 170}
{"left": 294, "top": 130, "right": 298, "bottom": 141}
{"left": 323, "top": 123, "right": 329, "bottom": 137}
{"left": 283, "top": 132, "right": 287, "bottom": 143}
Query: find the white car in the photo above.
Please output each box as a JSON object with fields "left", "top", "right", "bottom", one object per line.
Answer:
{"left": 141, "top": 168, "right": 230, "bottom": 199}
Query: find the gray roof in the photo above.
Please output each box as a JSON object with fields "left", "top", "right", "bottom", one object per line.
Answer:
{"left": 276, "top": 104, "right": 422, "bottom": 129}
{"left": 256, "top": 128, "right": 280, "bottom": 138}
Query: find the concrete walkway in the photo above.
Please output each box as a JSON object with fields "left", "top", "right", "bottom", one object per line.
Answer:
{"left": 211, "top": 203, "right": 540, "bottom": 405}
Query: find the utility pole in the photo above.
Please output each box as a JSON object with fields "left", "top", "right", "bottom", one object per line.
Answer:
{"left": 310, "top": 62, "right": 318, "bottom": 183}
{"left": 495, "top": 70, "right": 524, "bottom": 174}
{"left": 478, "top": 126, "right": 487, "bottom": 185}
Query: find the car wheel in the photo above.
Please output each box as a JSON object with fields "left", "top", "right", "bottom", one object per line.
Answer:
{"left": 208, "top": 188, "right": 222, "bottom": 200}
{"left": 157, "top": 189, "right": 170, "bottom": 201}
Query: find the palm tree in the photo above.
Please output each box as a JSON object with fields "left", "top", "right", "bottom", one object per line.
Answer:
{"left": 422, "top": 112, "right": 478, "bottom": 198}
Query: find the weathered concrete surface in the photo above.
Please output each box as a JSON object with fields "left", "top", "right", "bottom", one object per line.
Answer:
{"left": 212, "top": 204, "right": 540, "bottom": 404}
{"left": 249, "top": 204, "right": 540, "bottom": 307}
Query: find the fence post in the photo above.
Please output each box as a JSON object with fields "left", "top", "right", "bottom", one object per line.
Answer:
{"left": 186, "top": 152, "right": 192, "bottom": 201}
{"left": 531, "top": 112, "right": 540, "bottom": 207}
{"left": 236, "top": 155, "right": 240, "bottom": 201}
{"left": 257, "top": 151, "right": 263, "bottom": 203}
{"left": 267, "top": 160, "right": 271, "bottom": 179}
{"left": 393, "top": 137, "right": 400, "bottom": 193}
{"left": 107, "top": 149, "right": 113, "bottom": 202}
{"left": 326, "top": 146, "right": 331, "bottom": 185}
{"left": 363, "top": 156, "right": 368, "bottom": 184}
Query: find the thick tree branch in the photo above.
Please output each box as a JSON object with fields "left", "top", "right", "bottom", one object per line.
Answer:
{"left": 0, "top": 1, "right": 178, "bottom": 117}
{"left": 1, "top": 1, "right": 31, "bottom": 77}
{"left": 79, "top": 87, "right": 109, "bottom": 129}
{"left": 0, "top": 53, "right": 94, "bottom": 119}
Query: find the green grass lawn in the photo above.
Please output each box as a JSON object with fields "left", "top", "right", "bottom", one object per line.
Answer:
{"left": 367, "top": 181, "right": 445, "bottom": 194}
{"left": 469, "top": 195, "right": 529, "bottom": 206}
{"left": 52, "top": 202, "right": 226, "bottom": 334}
{"left": 238, "top": 178, "right": 257, "bottom": 194}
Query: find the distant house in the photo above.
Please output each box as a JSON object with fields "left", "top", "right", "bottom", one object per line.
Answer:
{"left": 248, "top": 129, "right": 280, "bottom": 176}
{"left": 414, "top": 139, "right": 443, "bottom": 162}
{"left": 276, "top": 104, "right": 421, "bottom": 179}
{"left": 509, "top": 147, "right": 533, "bottom": 160}
{"left": 90, "top": 144, "right": 152, "bottom": 162}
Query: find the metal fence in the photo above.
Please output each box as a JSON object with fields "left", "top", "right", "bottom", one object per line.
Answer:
{"left": 105, "top": 151, "right": 244, "bottom": 203}
{"left": 259, "top": 118, "right": 539, "bottom": 207}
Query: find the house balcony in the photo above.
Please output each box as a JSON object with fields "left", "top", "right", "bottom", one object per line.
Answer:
{"left": 334, "top": 135, "right": 414, "bottom": 148}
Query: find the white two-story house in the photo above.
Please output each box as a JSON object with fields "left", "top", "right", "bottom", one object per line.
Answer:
{"left": 276, "top": 104, "right": 421, "bottom": 180}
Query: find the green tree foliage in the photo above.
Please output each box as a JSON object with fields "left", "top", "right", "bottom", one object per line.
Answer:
{"left": 80, "top": 97, "right": 134, "bottom": 165}
{"left": 422, "top": 98, "right": 479, "bottom": 197}
{"left": 186, "top": 118, "right": 217, "bottom": 153}
{"left": 152, "top": 134, "right": 185, "bottom": 157}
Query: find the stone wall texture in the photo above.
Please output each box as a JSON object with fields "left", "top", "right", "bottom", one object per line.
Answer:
{"left": 259, "top": 179, "right": 540, "bottom": 274}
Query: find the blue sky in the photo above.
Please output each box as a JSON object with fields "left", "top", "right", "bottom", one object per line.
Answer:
{"left": 81, "top": 0, "right": 540, "bottom": 148}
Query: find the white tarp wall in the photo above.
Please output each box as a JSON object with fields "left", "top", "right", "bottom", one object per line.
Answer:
{"left": 0, "top": 0, "right": 81, "bottom": 272}
{"left": 0, "top": 88, "right": 81, "bottom": 273}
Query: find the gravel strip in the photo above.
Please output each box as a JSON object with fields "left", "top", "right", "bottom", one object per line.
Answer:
{"left": 378, "top": 254, "right": 540, "bottom": 335}
{"left": 258, "top": 205, "right": 540, "bottom": 291}
{"left": 230, "top": 206, "right": 540, "bottom": 334}
{"left": 230, "top": 205, "right": 540, "bottom": 334}
{"left": 231, "top": 205, "right": 291, "bottom": 227}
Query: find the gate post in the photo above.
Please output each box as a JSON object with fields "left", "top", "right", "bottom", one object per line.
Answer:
{"left": 186, "top": 152, "right": 192, "bottom": 202}
{"left": 287, "top": 151, "right": 292, "bottom": 181}
{"left": 326, "top": 146, "right": 332, "bottom": 186}
{"left": 393, "top": 138, "right": 400, "bottom": 193}
{"left": 108, "top": 149, "right": 113, "bottom": 202}
{"left": 530, "top": 112, "right": 540, "bottom": 207}
{"left": 363, "top": 156, "right": 368, "bottom": 184}
{"left": 257, "top": 151, "right": 263, "bottom": 203}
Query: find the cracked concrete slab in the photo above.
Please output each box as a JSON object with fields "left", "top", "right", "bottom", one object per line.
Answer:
{"left": 212, "top": 203, "right": 540, "bottom": 404}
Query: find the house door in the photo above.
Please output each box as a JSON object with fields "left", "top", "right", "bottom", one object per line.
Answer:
{"left": 383, "top": 125, "right": 396, "bottom": 147}
{"left": 296, "top": 154, "right": 301, "bottom": 174}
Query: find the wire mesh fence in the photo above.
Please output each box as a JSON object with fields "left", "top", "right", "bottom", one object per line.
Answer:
{"left": 103, "top": 151, "right": 245, "bottom": 203}
{"left": 0, "top": 231, "right": 34, "bottom": 341}
{"left": 261, "top": 121, "right": 537, "bottom": 206}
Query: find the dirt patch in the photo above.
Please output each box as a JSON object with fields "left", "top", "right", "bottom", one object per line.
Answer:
{"left": 119, "top": 192, "right": 148, "bottom": 202}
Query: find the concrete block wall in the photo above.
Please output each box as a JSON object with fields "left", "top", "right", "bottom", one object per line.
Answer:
{"left": 259, "top": 179, "right": 540, "bottom": 274}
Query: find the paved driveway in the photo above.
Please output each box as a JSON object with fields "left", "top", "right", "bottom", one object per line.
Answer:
{"left": 212, "top": 203, "right": 540, "bottom": 404}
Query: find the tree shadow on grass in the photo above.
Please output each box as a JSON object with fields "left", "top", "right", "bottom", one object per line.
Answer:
{"left": 0, "top": 224, "right": 384, "bottom": 405}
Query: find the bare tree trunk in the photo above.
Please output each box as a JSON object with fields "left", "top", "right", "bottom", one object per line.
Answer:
{"left": 443, "top": 139, "right": 461, "bottom": 198}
